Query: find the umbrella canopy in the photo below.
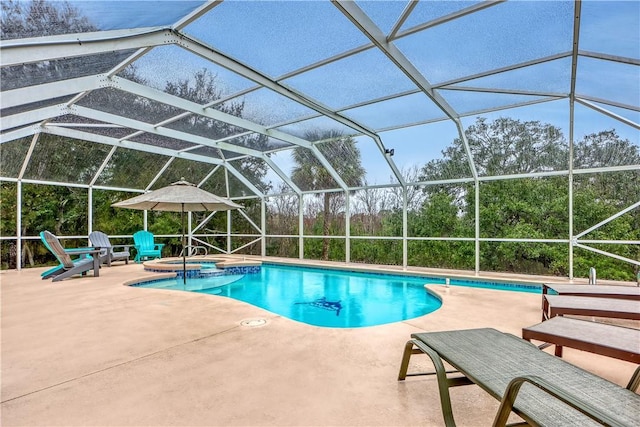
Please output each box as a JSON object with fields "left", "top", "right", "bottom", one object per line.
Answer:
{"left": 112, "top": 179, "right": 243, "bottom": 284}
{"left": 112, "top": 180, "right": 243, "bottom": 212}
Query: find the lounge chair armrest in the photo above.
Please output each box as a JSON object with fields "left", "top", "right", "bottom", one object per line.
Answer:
{"left": 155, "top": 243, "right": 165, "bottom": 250}
{"left": 63, "top": 247, "right": 103, "bottom": 256}
{"left": 627, "top": 365, "right": 640, "bottom": 392}
{"left": 64, "top": 246, "right": 95, "bottom": 254}
{"left": 111, "top": 244, "right": 132, "bottom": 250}
{"left": 493, "top": 375, "right": 624, "bottom": 427}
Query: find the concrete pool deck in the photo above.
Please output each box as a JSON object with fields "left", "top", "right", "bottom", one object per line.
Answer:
{"left": 1, "top": 258, "right": 638, "bottom": 426}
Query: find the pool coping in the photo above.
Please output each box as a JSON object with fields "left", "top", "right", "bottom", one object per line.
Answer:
{"left": 125, "top": 258, "right": 543, "bottom": 294}
{"left": 259, "top": 260, "right": 544, "bottom": 291}
{"left": 141, "top": 256, "right": 261, "bottom": 274}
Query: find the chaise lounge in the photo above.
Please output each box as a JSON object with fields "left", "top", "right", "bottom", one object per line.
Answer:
{"left": 398, "top": 328, "right": 640, "bottom": 426}
{"left": 40, "top": 231, "right": 102, "bottom": 282}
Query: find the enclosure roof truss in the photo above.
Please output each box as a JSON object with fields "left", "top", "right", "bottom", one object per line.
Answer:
{"left": 1, "top": 0, "right": 638, "bottom": 196}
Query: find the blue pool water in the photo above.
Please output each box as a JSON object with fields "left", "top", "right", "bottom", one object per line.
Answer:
{"left": 136, "top": 264, "right": 541, "bottom": 328}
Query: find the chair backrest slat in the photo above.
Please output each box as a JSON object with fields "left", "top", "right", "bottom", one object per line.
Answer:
{"left": 41, "top": 231, "right": 74, "bottom": 268}
{"left": 89, "top": 231, "right": 111, "bottom": 248}
{"left": 89, "top": 231, "right": 111, "bottom": 257}
{"left": 133, "top": 230, "right": 155, "bottom": 249}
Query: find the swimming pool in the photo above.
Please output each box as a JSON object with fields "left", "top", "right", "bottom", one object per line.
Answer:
{"left": 136, "top": 264, "right": 444, "bottom": 327}
{"left": 134, "top": 263, "right": 541, "bottom": 328}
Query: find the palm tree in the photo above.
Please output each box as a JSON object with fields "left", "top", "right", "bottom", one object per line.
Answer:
{"left": 291, "top": 130, "right": 365, "bottom": 260}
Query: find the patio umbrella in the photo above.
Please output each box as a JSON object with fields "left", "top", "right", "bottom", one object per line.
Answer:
{"left": 112, "top": 179, "right": 243, "bottom": 284}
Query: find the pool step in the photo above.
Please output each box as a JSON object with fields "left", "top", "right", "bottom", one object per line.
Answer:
{"left": 178, "top": 268, "right": 226, "bottom": 279}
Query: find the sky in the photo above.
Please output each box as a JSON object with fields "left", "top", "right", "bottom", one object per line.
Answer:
{"left": 67, "top": 0, "right": 639, "bottom": 187}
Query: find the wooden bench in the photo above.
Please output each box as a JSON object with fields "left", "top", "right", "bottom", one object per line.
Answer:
{"left": 542, "top": 284, "right": 640, "bottom": 321}
{"left": 543, "top": 284, "right": 640, "bottom": 300}
{"left": 543, "top": 294, "right": 640, "bottom": 321}
{"left": 398, "top": 328, "right": 640, "bottom": 426}
{"left": 523, "top": 316, "right": 640, "bottom": 364}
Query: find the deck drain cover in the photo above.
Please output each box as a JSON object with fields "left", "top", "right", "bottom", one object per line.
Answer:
{"left": 240, "top": 318, "right": 267, "bottom": 327}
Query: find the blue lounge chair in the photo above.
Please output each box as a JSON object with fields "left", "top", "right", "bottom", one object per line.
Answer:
{"left": 89, "top": 231, "right": 131, "bottom": 266}
{"left": 133, "top": 230, "right": 164, "bottom": 263}
{"left": 40, "top": 231, "right": 101, "bottom": 282}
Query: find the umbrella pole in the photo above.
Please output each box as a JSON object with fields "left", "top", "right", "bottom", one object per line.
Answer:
{"left": 182, "top": 204, "right": 186, "bottom": 286}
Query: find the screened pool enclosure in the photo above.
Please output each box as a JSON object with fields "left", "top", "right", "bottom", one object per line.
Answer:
{"left": 1, "top": 0, "right": 638, "bottom": 281}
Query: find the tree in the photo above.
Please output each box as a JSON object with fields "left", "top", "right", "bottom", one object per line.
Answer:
{"left": 291, "top": 130, "right": 365, "bottom": 260}
{"left": 350, "top": 183, "right": 392, "bottom": 236}
{"left": 264, "top": 184, "right": 299, "bottom": 257}
{"left": 417, "top": 116, "right": 639, "bottom": 279}
{"left": 572, "top": 130, "right": 640, "bottom": 280}
{"left": 1, "top": 0, "right": 94, "bottom": 39}
{"left": 574, "top": 129, "right": 640, "bottom": 169}
{"left": 393, "top": 164, "right": 427, "bottom": 212}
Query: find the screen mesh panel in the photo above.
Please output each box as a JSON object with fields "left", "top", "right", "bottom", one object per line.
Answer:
{"left": 22, "top": 133, "right": 111, "bottom": 184}
{"left": 0, "top": 136, "right": 32, "bottom": 178}
{"left": 94, "top": 148, "right": 168, "bottom": 189}
{"left": 151, "top": 158, "right": 214, "bottom": 190}
{"left": 184, "top": 0, "right": 369, "bottom": 78}
{"left": 1, "top": 50, "right": 135, "bottom": 91}
{"left": 1, "top": 0, "right": 639, "bottom": 280}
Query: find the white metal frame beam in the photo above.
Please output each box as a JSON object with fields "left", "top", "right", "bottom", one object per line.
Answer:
{"left": 172, "top": 1, "right": 223, "bottom": 30}
{"left": 574, "top": 243, "right": 640, "bottom": 267}
{"left": 102, "top": 76, "right": 341, "bottom": 189}
{"left": 0, "top": 125, "right": 40, "bottom": 143}
{"left": 568, "top": 0, "right": 582, "bottom": 279}
{"left": 578, "top": 50, "right": 640, "bottom": 67}
{"left": 577, "top": 95, "right": 640, "bottom": 113}
{"left": 1, "top": 105, "right": 65, "bottom": 131}
{"left": 43, "top": 125, "right": 264, "bottom": 198}
{"left": 434, "top": 52, "right": 573, "bottom": 89}
{"left": 392, "top": 1, "right": 507, "bottom": 40}
{"left": 57, "top": 107, "right": 266, "bottom": 197}
{"left": 43, "top": 125, "right": 223, "bottom": 165}
{"left": 108, "top": 76, "right": 316, "bottom": 152}
{"left": 1, "top": 27, "right": 173, "bottom": 66}
{"left": 107, "top": 76, "right": 348, "bottom": 190}
{"left": 575, "top": 98, "right": 640, "bottom": 130}
{"left": 2, "top": 75, "right": 104, "bottom": 109}
{"left": 331, "top": 0, "right": 478, "bottom": 179}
